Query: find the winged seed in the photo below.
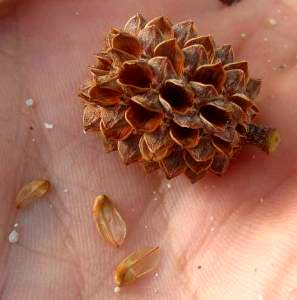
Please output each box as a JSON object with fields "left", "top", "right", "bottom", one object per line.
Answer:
{"left": 114, "top": 246, "right": 160, "bottom": 286}
{"left": 92, "top": 195, "right": 127, "bottom": 248}
{"left": 16, "top": 179, "right": 50, "bottom": 209}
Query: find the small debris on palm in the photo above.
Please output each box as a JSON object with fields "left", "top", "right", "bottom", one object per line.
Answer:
{"left": 8, "top": 230, "right": 19, "bottom": 244}
{"left": 25, "top": 98, "right": 34, "bottom": 107}
{"left": 44, "top": 122, "right": 54, "bottom": 129}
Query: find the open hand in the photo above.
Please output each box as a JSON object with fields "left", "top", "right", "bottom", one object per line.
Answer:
{"left": 1, "top": 0, "right": 297, "bottom": 299}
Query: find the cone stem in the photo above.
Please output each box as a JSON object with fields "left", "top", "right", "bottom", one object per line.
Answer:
{"left": 246, "top": 124, "right": 280, "bottom": 154}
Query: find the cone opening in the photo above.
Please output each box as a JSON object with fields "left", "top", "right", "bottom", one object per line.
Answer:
{"left": 212, "top": 136, "right": 232, "bottom": 156}
{"left": 89, "top": 84, "right": 120, "bottom": 101}
{"left": 200, "top": 105, "right": 230, "bottom": 127}
{"left": 170, "top": 124, "right": 199, "bottom": 148}
{"left": 210, "top": 154, "right": 229, "bottom": 175}
{"left": 160, "top": 81, "right": 193, "bottom": 114}
{"left": 193, "top": 63, "right": 226, "bottom": 92}
{"left": 112, "top": 33, "right": 142, "bottom": 57}
{"left": 119, "top": 63, "right": 153, "bottom": 88}
{"left": 125, "top": 102, "right": 162, "bottom": 132}
{"left": 230, "top": 94, "right": 251, "bottom": 111}
{"left": 235, "top": 124, "right": 247, "bottom": 137}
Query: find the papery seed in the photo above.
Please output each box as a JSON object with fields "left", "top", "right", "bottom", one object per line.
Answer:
{"left": 114, "top": 246, "right": 160, "bottom": 286}
{"left": 92, "top": 195, "right": 127, "bottom": 248}
{"left": 16, "top": 179, "right": 50, "bottom": 209}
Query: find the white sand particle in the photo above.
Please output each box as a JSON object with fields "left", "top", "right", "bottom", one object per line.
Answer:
{"left": 114, "top": 286, "right": 121, "bottom": 294}
{"left": 259, "top": 197, "right": 264, "bottom": 204}
{"left": 263, "top": 37, "right": 269, "bottom": 42}
{"left": 210, "top": 216, "right": 214, "bottom": 221}
{"left": 25, "top": 98, "right": 34, "bottom": 107}
{"left": 269, "top": 18, "right": 277, "bottom": 26}
{"left": 63, "top": 188, "right": 69, "bottom": 193}
{"left": 240, "top": 33, "right": 247, "bottom": 38}
{"left": 75, "top": 11, "right": 80, "bottom": 16}
{"left": 44, "top": 122, "right": 54, "bottom": 129}
{"left": 167, "top": 183, "right": 172, "bottom": 189}
{"left": 155, "top": 272, "right": 159, "bottom": 277}
{"left": 13, "top": 223, "right": 19, "bottom": 228}
{"left": 83, "top": 130, "right": 87, "bottom": 135}
{"left": 8, "top": 230, "right": 19, "bottom": 243}
{"left": 210, "top": 227, "right": 215, "bottom": 232}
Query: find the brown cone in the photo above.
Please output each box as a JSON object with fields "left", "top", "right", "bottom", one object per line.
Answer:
{"left": 78, "top": 14, "right": 279, "bottom": 183}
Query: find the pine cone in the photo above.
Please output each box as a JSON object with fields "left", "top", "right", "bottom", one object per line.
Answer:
{"left": 79, "top": 14, "right": 280, "bottom": 183}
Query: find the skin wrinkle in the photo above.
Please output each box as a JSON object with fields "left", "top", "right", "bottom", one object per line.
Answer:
{"left": 21, "top": 140, "right": 104, "bottom": 199}
{"left": 3, "top": 100, "right": 85, "bottom": 298}
{"left": 43, "top": 197, "right": 88, "bottom": 297}
{"left": 194, "top": 176, "right": 297, "bottom": 299}
{"left": 0, "top": 8, "right": 40, "bottom": 285}
{"left": 3, "top": 201, "right": 85, "bottom": 297}
{"left": 29, "top": 129, "right": 166, "bottom": 224}
{"left": 39, "top": 152, "right": 163, "bottom": 298}
{"left": 175, "top": 199, "right": 244, "bottom": 284}
{"left": 0, "top": 9, "right": 20, "bottom": 276}
{"left": 282, "top": 0, "right": 297, "bottom": 12}
{"left": 262, "top": 177, "right": 297, "bottom": 299}
{"left": 259, "top": 167, "right": 297, "bottom": 208}
{"left": 273, "top": 246, "right": 297, "bottom": 298}
{"left": 0, "top": 48, "right": 15, "bottom": 59}
{"left": 157, "top": 187, "right": 207, "bottom": 295}
{"left": 0, "top": 272, "right": 8, "bottom": 299}
{"left": 18, "top": 243, "right": 74, "bottom": 266}
{"left": 265, "top": 246, "right": 297, "bottom": 299}
{"left": 173, "top": 167, "right": 297, "bottom": 297}
{"left": 48, "top": 199, "right": 86, "bottom": 298}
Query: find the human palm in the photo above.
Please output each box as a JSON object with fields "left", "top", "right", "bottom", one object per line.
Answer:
{"left": 1, "top": 0, "right": 297, "bottom": 299}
